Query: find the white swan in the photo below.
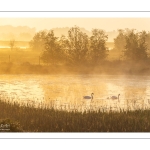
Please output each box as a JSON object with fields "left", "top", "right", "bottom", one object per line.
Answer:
{"left": 83, "top": 93, "right": 94, "bottom": 101}
{"left": 108, "top": 94, "right": 120, "bottom": 102}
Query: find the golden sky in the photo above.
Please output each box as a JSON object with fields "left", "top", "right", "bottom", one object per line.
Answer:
{"left": 0, "top": 18, "right": 150, "bottom": 31}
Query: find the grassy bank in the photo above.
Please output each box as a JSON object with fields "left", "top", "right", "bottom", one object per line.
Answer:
{"left": 0, "top": 100, "right": 150, "bottom": 132}
{"left": 0, "top": 48, "right": 150, "bottom": 75}
{"left": 0, "top": 60, "right": 150, "bottom": 75}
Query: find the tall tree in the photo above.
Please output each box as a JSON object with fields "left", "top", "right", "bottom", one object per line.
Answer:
{"left": 9, "top": 39, "right": 15, "bottom": 51}
{"left": 114, "top": 29, "right": 126, "bottom": 51}
{"left": 90, "top": 29, "right": 108, "bottom": 64}
{"left": 29, "top": 30, "right": 47, "bottom": 51}
{"left": 59, "top": 35, "right": 69, "bottom": 64}
{"left": 145, "top": 32, "right": 150, "bottom": 56}
{"left": 124, "top": 30, "right": 148, "bottom": 61}
{"left": 41, "top": 30, "right": 63, "bottom": 65}
{"left": 66, "top": 26, "right": 89, "bottom": 65}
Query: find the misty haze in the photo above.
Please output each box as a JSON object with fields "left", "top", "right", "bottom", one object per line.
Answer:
{"left": 1, "top": 18, "right": 150, "bottom": 132}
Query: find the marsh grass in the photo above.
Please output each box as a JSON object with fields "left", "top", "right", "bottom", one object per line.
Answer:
{"left": 0, "top": 99, "right": 150, "bottom": 132}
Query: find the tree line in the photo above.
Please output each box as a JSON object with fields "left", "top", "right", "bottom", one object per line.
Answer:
{"left": 30, "top": 26, "right": 150, "bottom": 66}
{"left": 114, "top": 29, "right": 150, "bottom": 61}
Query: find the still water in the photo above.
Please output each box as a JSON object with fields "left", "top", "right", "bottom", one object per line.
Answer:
{"left": 0, "top": 74, "right": 150, "bottom": 111}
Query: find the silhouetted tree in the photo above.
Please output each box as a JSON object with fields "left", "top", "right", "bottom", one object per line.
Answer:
{"left": 145, "top": 32, "right": 150, "bottom": 56}
{"left": 58, "top": 35, "right": 69, "bottom": 64}
{"left": 114, "top": 29, "right": 126, "bottom": 59}
{"left": 41, "top": 30, "right": 63, "bottom": 65}
{"left": 8, "top": 39, "right": 15, "bottom": 62}
{"left": 9, "top": 39, "right": 15, "bottom": 51}
{"left": 29, "top": 30, "right": 47, "bottom": 51}
{"left": 124, "top": 30, "right": 148, "bottom": 61}
{"left": 66, "top": 26, "right": 89, "bottom": 65}
{"left": 89, "top": 29, "right": 108, "bottom": 64}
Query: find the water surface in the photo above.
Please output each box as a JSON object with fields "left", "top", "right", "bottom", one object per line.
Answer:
{"left": 0, "top": 74, "right": 150, "bottom": 111}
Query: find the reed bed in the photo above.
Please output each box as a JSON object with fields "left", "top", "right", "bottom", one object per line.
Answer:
{"left": 1, "top": 99, "right": 150, "bottom": 132}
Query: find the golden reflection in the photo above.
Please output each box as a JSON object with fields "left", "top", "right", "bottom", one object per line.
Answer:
{"left": 0, "top": 75, "right": 150, "bottom": 111}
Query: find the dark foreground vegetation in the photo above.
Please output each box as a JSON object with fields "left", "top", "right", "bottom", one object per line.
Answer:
{"left": 0, "top": 100, "right": 150, "bottom": 132}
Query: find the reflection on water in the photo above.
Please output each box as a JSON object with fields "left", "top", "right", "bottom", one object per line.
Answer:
{"left": 0, "top": 74, "right": 150, "bottom": 112}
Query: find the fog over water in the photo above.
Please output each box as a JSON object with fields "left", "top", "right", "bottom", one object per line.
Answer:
{"left": 0, "top": 74, "right": 150, "bottom": 111}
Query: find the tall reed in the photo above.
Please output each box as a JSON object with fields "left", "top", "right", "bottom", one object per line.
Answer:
{"left": 0, "top": 99, "right": 150, "bottom": 132}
